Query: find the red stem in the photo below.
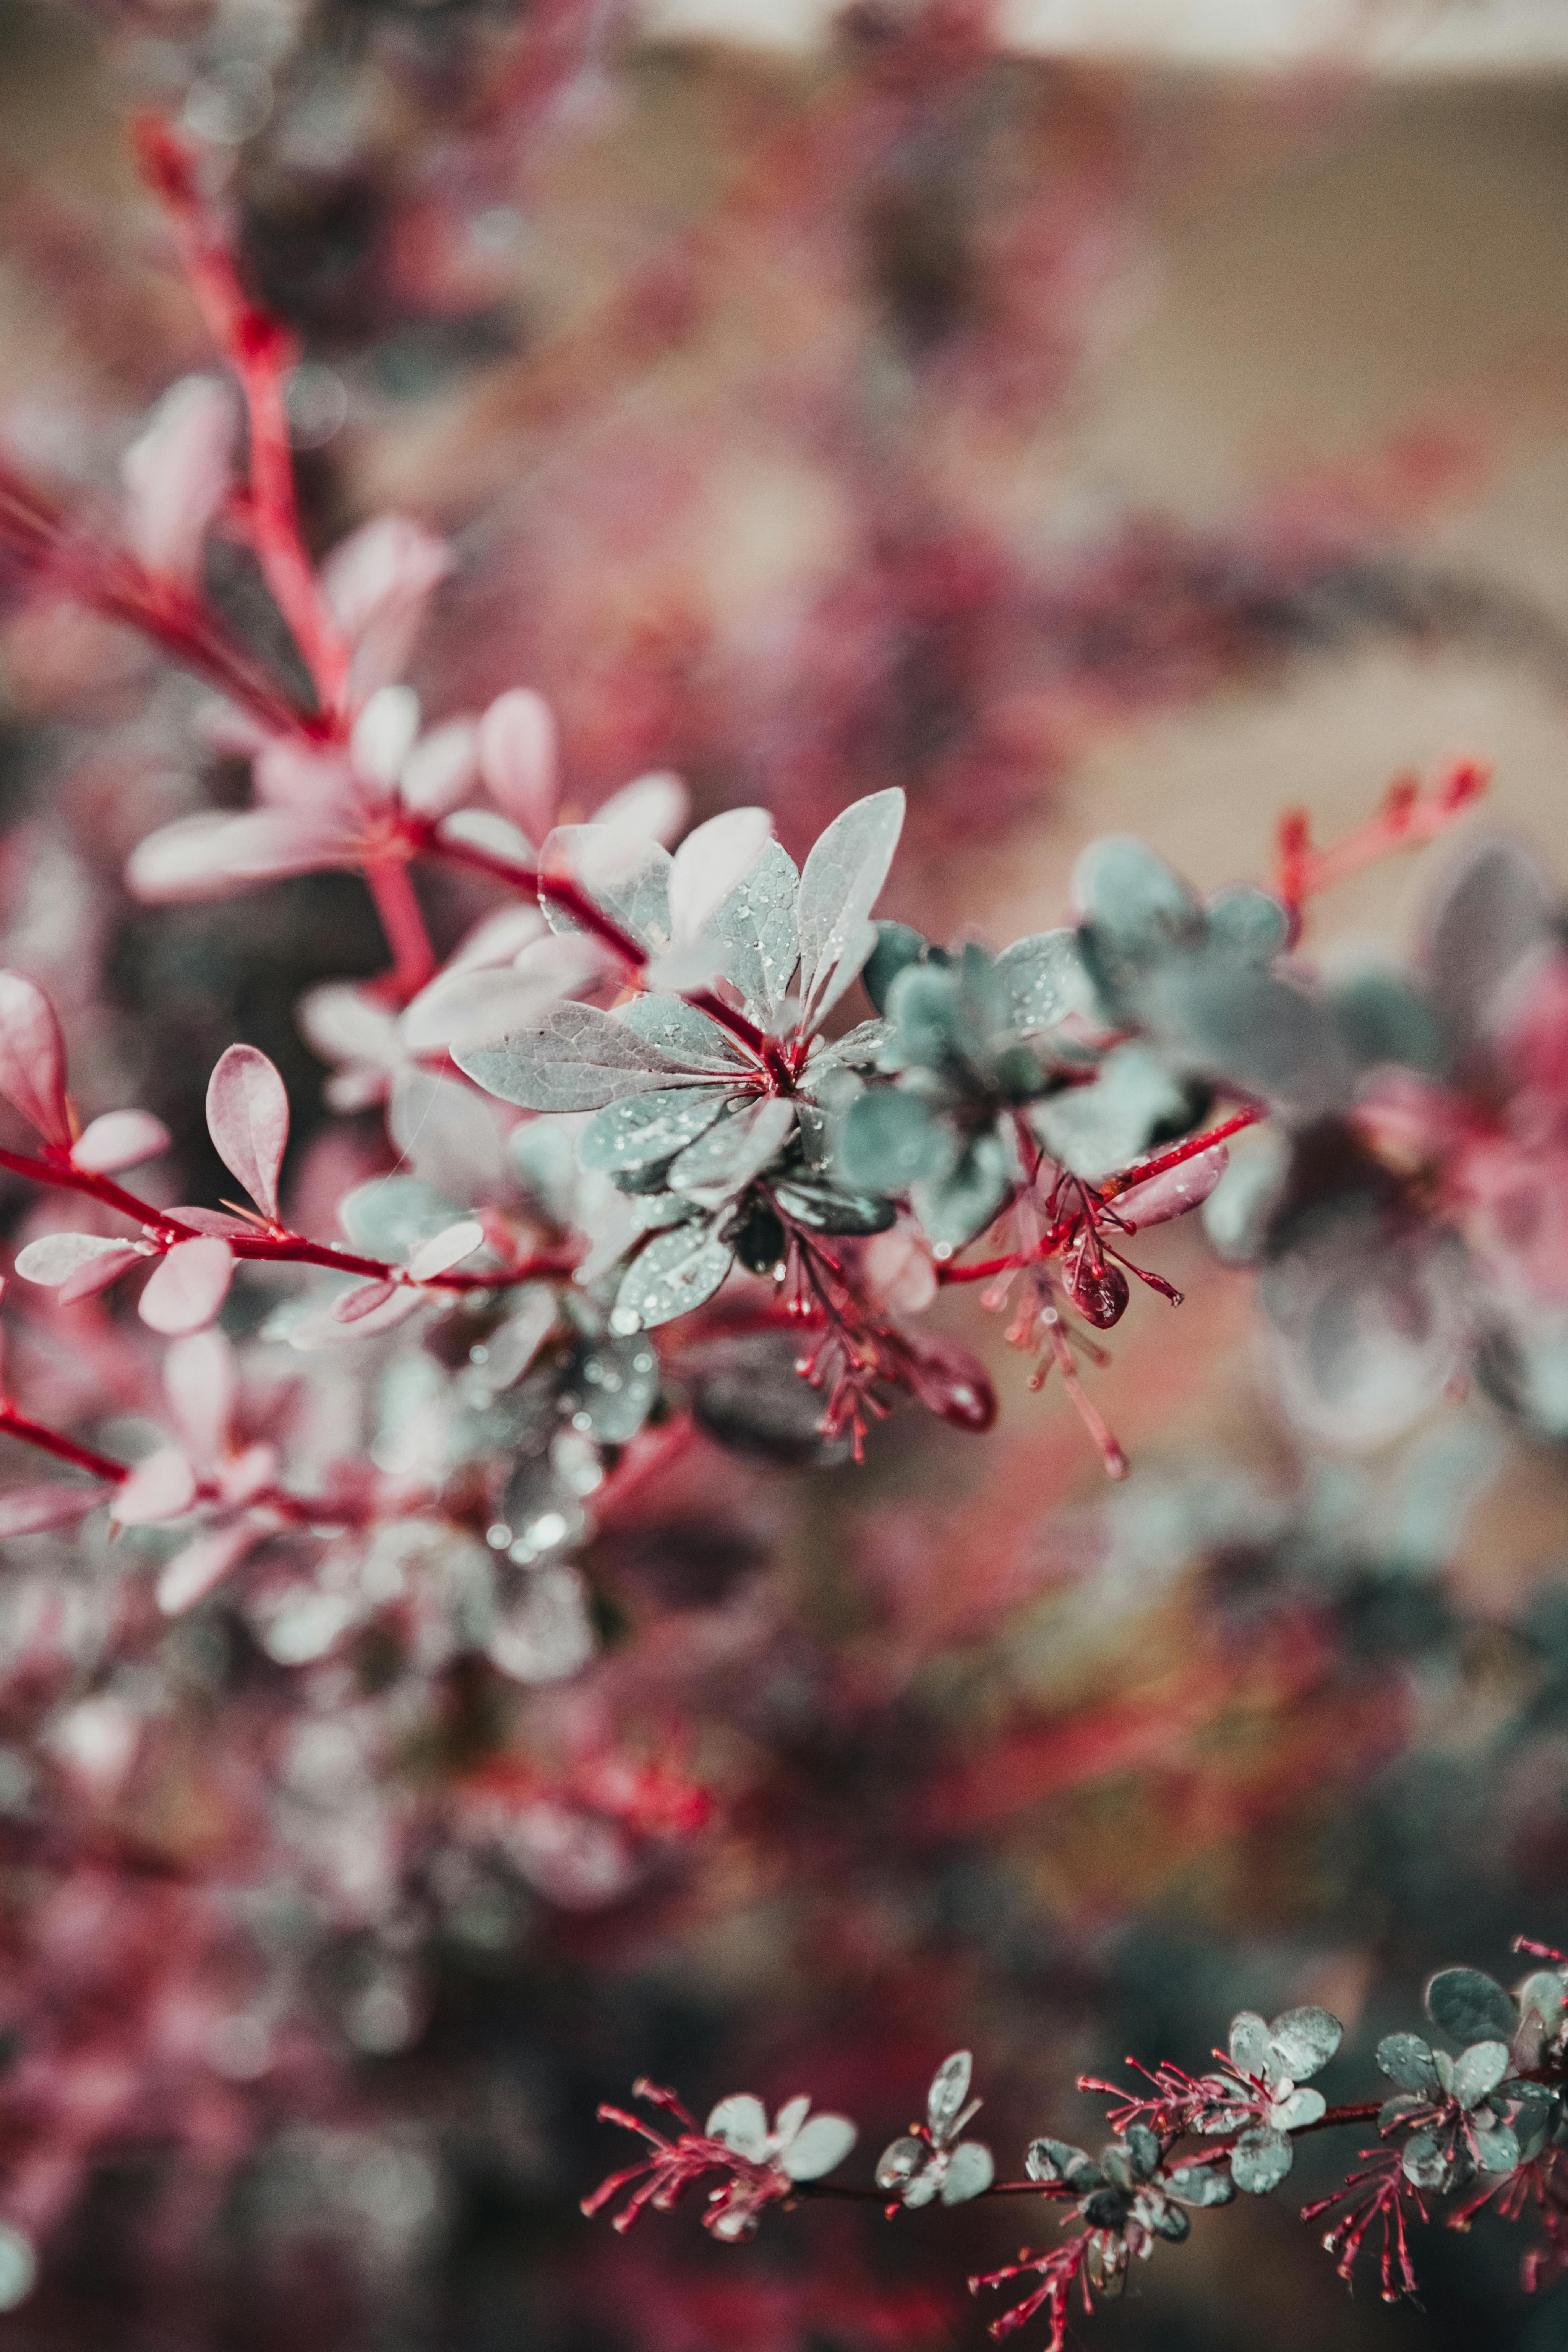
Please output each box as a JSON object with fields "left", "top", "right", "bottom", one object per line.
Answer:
{"left": 0, "top": 1406, "right": 124, "bottom": 1484}
{"left": 365, "top": 856, "right": 438, "bottom": 998}
{"left": 940, "top": 1108, "right": 1265, "bottom": 1287}
{"left": 1098, "top": 1104, "right": 1265, "bottom": 1199}
{"left": 134, "top": 118, "right": 350, "bottom": 719}
{"left": 0, "top": 1140, "right": 576, "bottom": 1292}
{"left": 802, "top": 2099, "right": 1391, "bottom": 2206}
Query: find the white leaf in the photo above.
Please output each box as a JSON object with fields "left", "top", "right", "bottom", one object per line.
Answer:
{"left": 0, "top": 970, "right": 71, "bottom": 1145}
{"left": 593, "top": 770, "right": 688, "bottom": 849}
{"left": 667, "top": 808, "right": 773, "bottom": 947}
{"left": 399, "top": 718, "right": 477, "bottom": 818}
{"left": 70, "top": 1109, "right": 171, "bottom": 1175}
{"left": 707, "top": 2094, "right": 769, "bottom": 2161}
{"left": 940, "top": 2141, "right": 994, "bottom": 2204}
{"left": 16, "top": 1233, "right": 135, "bottom": 1287}
{"left": 351, "top": 685, "right": 421, "bottom": 791}
{"left": 121, "top": 375, "right": 236, "bottom": 581}
{"left": 127, "top": 810, "right": 360, "bottom": 900}
{"left": 157, "top": 1522, "right": 260, "bottom": 1616}
{"left": 478, "top": 688, "right": 558, "bottom": 844}
{"left": 399, "top": 936, "right": 600, "bottom": 1056}
{"left": 163, "top": 1328, "right": 237, "bottom": 1466}
{"left": 112, "top": 1445, "right": 198, "bottom": 1526}
{"left": 436, "top": 808, "right": 537, "bottom": 866}
{"left": 796, "top": 789, "right": 905, "bottom": 1021}
{"left": 781, "top": 2113, "right": 857, "bottom": 2182}
{"left": 320, "top": 515, "right": 452, "bottom": 698}
{"left": 0, "top": 1484, "right": 109, "bottom": 1536}
{"left": 444, "top": 903, "right": 548, "bottom": 977}
{"left": 297, "top": 984, "right": 405, "bottom": 1071}
{"left": 138, "top": 1238, "right": 234, "bottom": 1335}
{"left": 1270, "top": 2086, "right": 1326, "bottom": 2131}
{"left": 206, "top": 1044, "right": 289, "bottom": 1221}
{"left": 407, "top": 1220, "right": 485, "bottom": 1281}
{"left": 58, "top": 1243, "right": 150, "bottom": 1305}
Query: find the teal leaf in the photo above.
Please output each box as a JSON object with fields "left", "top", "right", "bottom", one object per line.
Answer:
{"left": 1161, "top": 963, "right": 1352, "bottom": 1115}
{"left": 712, "top": 839, "right": 801, "bottom": 1021}
{"left": 863, "top": 921, "right": 935, "bottom": 1015}
{"left": 619, "top": 993, "right": 751, "bottom": 1072}
{"left": 771, "top": 1176, "right": 896, "bottom": 1235}
{"left": 940, "top": 2142, "right": 994, "bottom": 2204}
{"left": 539, "top": 826, "right": 671, "bottom": 949}
{"left": 456, "top": 1002, "right": 700, "bottom": 1112}
{"left": 1167, "top": 2164, "right": 1235, "bottom": 2208}
{"left": 838, "top": 1088, "right": 956, "bottom": 1191}
{"left": 1268, "top": 2006, "right": 1343, "bottom": 2079}
{"left": 1422, "top": 834, "right": 1552, "bottom": 1041}
{"left": 669, "top": 1095, "right": 795, "bottom": 1202}
{"left": 797, "top": 789, "right": 905, "bottom": 1022}
{"left": 911, "top": 1128, "right": 1013, "bottom": 1250}
{"left": 1426, "top": 1967, "right": 1516, "bottom": 2047}
{"left": 1375, "top": 2033, "right": 1439, "bottom": 2096}
{"left": 1025, "top": 2138, "right": 1086, "bottom": 2186}
{"left": 1230, "top": 2128, "right": 1292, "bottom": 2196}
{"left": 339, "top": 1175, "right": 462, "bottom": 1261}
{"left": 611, "top": 1220, "right": 735, "bottom": 1332}
{"left": 579, "top": 1086, "right": 737, "bottom": 1174}
{"left": 1204, "top": 884, "right": 1289, "bottom": 965}
{"left": 994, "top": 928, "right": 1086, "bottom": 1033}
{"left": 1453, "top": 2041, "right": 1510, "bottom": 2109}
{"left": 1401, "top": 2131, "right": 1451, "bottom": 2191}
{"left": 1031, "top": 1045, "right": 1194, "bottom": 1181}
{"left": 1075, "top": 835, "right": 1201, "bottom": 939}
{"left": 1331, "top": 968, "right": 1447, "bottom": 1077}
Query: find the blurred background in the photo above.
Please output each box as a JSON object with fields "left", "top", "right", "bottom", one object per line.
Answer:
{"left": 5, "top": 0, "right": 1568, "bottom": 2346}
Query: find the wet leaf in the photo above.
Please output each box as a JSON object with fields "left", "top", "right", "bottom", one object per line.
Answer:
{"left": 927, "top": 2052, "right": 973, "bottom": 2134}
{"left": 994, "top": 928, "right": 1086, "bottom": 1032}
{"left": 711, "top": 839, "right": 801, "bottom": 1021}
{"left": 457, "top": 1001, "right": 699, "bottom": 1113}
{"left": 797, "top": 789, "right": 905, "bottom": 1021}
{"left": 612, "top": 1221, "right": 734, "bottom": 1331}
{"left": 1229, "top": 2127, "right": 1292, "bottom": 2195}
{"left": 1376, "top": 2033, "right": 1440, "bottom": 2096}
{"left": 557, "top": 1330, "right": 660, "bottom": 1444}
{"left": 580, "top": 1086, "right": 737, "bottom": 1175}
{"left": 1268, "top": 2006, "right": 1343, "bottom": 2078}
{"left": 771, "top": 1176, "right": 895, "bottom": 1235}
{"left": 1452, "top": 2040, "right": 1510, "bottom": 2107}
{"left": 669, "top": 1095, "right": 795, "bottom": 1202}
{"left": 1426, "top": 1966, "right": 1517, "bottom": 2047}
